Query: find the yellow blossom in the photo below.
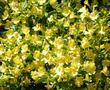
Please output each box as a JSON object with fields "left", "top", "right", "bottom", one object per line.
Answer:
{"left": 37, "top": 67, "right": 46, "bottom": 77}
{"left": 21, "top": 44, "right": 29, "bottom": 53}
{"left": 22, "top": 25, "right": 30, "bottom": 35}
{"left": 0, "top": 44, "right": 5, "bottom": 55}
{"left": 95, "top": 72, "right": 101, "bottom": 85}
{"left": 33, "top": 23, "right": 42, "bottom": 31}
{"left": 78, "top": 6, "right": 90, "bottom": 20}
{"left": 63, "top": 20, "right": 70, "bottom": 27}
{"left": 83, "top": 61, "right": 96, "bottom": 74}
{"left": 31, "top": 35, "right": 42, "bottom": 45}
{"left": 24, "top": 33, "right": 31, "bottom": 41}
{"left": 84, "top": 74, "right": 92, "bottom": 82}
{"left": 0, "top": 64, "right": 7, "bottom": 73}
{"left": 86, "top": 49, "right": 95, "bottom": 60}
{"left": 49, "top": 0, "right": 57, "bottom": 8}
{"left": 81, "top": 37, "right": 90, "bottom": 49}
{"left": 104, "top": 43, "right": 110, "bottom": 51}
{"left": 55, "top": 64, "right": 63, "bottom": 76}
{"left": 5, "top": 49, "right": 13, "bottom": 60}
{"left": 12, "top": 46, "right": 20, "bottom": 55}
{"left": 31, "top": 71, "right": 38, "bottom": 80}
{"left": 33, "top": 51, "right": 41, "bottom": 61}
{"left": 102, "top": 60, "right": 110, "bottom": 66}
{"left": 2, "top": 10, "right": 9, "bottom": 20}
{"left": 69, "top": 25, "right": 76, "bottom": 35}
{"left": 37, "top": 0, "right": 46, "bottom": 5}
{"left": 71, "top": 58, "right": 80, "bottom": 77}
{"left": 45, "top": 29, "right": 54, "bottom": 38}
{"left": 13, "top": 55, "right": 22, "bottom": 65}
{"left": 6, "top": 29, "right": 14, "bottom": 39}
{"left": 12, "top": 67, "right": 21, "bottom": 77}
{"left": 75, "top": 76, "right": 84, "bottom": 87}
{"left": 9, "top": 1, "right": 19, "bottom": 11}
{"left": 21, "top": 52, "right": 29, "bottom": 60}
{"left": 68, "top": 39, "right": 75, "bottom": 50}
{"left": 87, "top": 83, "right": 96, "bottom": 90}
{"left": 89, "top": 11, "right": 98, "bottom": 21}
{"left": 11, "top": 17, "right": 20, "bottom": 24}
{"left": 79, "top": 23, "right": 86, "bottom": 31}
{"left": 62, "top": 7, "right": 71, "bottom": 17}
{"left": 54, "top": 37, "right": 64, "bottom": 49}
{"left": 101, "top": 66, "right": 109, "bottom": 76}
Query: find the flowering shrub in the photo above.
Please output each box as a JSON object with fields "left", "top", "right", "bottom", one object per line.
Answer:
{"left": 0, "top": 0, "right": 110, "bottom": 90}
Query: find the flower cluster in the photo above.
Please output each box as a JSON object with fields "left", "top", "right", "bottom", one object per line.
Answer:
{"left": 0, "top": 0, "right": 110, "bottom": 90}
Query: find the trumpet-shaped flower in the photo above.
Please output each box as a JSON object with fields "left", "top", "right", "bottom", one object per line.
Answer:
{"left": 89, "top": 11, "right": 98, "bottom": 21}
{"left": 83, "top": 61, "right": 96, "bottom": 75}
{"left": 75, "top": 76, "right": 84, "bottom": 87}
{"left": 21, "top": 44, "right": 29, "bottom": 53}
{"left": 13, "top": 55, "right": 22, "bottom": 65}
{"left": 101, "top": 66, "right": 109, "bottom": 76}
{"left": 33, "top": 51, "right": 41, "bottom": 61}
{"left": 81, "top": 37, "right": 90, "bottom": 49}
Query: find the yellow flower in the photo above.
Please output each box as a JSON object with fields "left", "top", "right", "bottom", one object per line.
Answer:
{"left": 54, "top": 37, "right": 64, "bottom": 49}
{"left": 84, "top": 74, "right": 92, "bottom": 82}
{"left": 21, "top": 52, "right": 29, "bottom": 60}
{"left": 79, "top": 23, "right": 86, "bottom": 31}
{"left": 0, "top": 44, "right": 5, "bottom": 55}
{"left": 62, "top": 7, "right": 71, "bottom": 17}
{"left": 87, "top": 83, "right": 96, "bottom": 90}
{"left": 22, "top": 25, "right": 30, "bottom": 35}
{"left": 9, "top": 1, "right": 19, "bottom": 11}
{"left": 101, "top": 66, "right": 109, "bottom": 76}
{"left": 31, "top": 35, "right": 42, "bottom": 45}
{"left": 49, "top": 0, "right": 57, "bottom": 8}
{"left": 7, "top": 38, "right": 16, "bottom": 44}
{"left": 12, "top": 46, "right": 20, "bottom": 55}
{"left": 33, "top": 23, "right": 42, "bottom": 31}
{"left": 78, "top": 6, "right": 90, "bottom": 20}
{"left": 11, "top": 17, "right": 20, "bottom": 24}
{"left": 12, "top": 67, "right": 21, "bottom": 77}
{"left": 24, "top": 33, "right": 31, "bottom": 41}
{"left": 26, "top": 63, "right": 35, "bottom": 71}
{"left": 13, "top": 55, "right": 22, "bottom": 65}
{"left": 86, "top": 49, "right": 95, "bottom": 60}
{"left": 104, "top": 43, "right": 110, "bottom": 51}
{"left": 45, "top": 29, "right": 54, "bottom": 38}
{"left": 31, "top": 71, "right": 38, "bottom": 80}
{"left": 81, "top": 37, "right": 90, "bottom": 49}
{"left": 13, "top": 32, "right": 22, "bottom": 43}
{"left": 48, "top": 15, "right": 54, "bottom": 22}
{"left": 33, "top": 51, "right": 41, "bottom": 61}
{"left": 2, "top": 10, "right": 9, "bottom": 20}
{"left": 42, "top": 44, "right": 50, "bottom": 56}
{"left": 6, "top": 29, "right": 14, "bottom": 39}
{"left": 55, "top": 64, "right": 63, "bottom": 76}
{"left": 83, "top": 61, "right": 96, "bottom": 74}
{"left": 37, "top": 0, "right": 46, "bottom": 5}
{"left": 21, "top": 44, "right": 29, "bottom": 53}
{"left": 0, "top": 64, "right": 7, "bottom": 73}
{"left": 63, "top": 20, "right": 70, "bottom": 27}
{"left": 95, "top": 72, "right": 101, "bottom": 85}
{"left": 75, "top": 76, "right": 83, "bottom": 87}
{"left": 68, "top": 39, "right": 75, "bottom": 50}
{"left": 69, "top": 25, "right": 76, "bottom": 35}
{"left": 89, "top": 11, "right": 98, "bottom": 21}
{"left": 37, "top": 67, "right": 46, "bottom": 77}
{"left": 102, "top": 60, "right": 110, "bottom": 67}
{"left": 5, "top": 49, "right": 13, "bottom": 60}
{"left": 70, "top": 66, "right": 79, "bottom": 77}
